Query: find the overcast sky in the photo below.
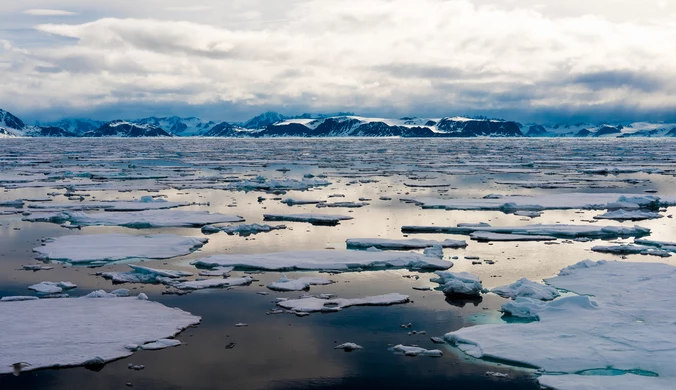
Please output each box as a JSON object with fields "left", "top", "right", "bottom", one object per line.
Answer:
{"left": 2, "top": 0, "right": 676, "bottom": 123}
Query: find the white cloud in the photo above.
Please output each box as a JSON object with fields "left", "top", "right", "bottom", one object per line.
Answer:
{"left": 4, "top": 0, "right": 676, "bottom": 121}
{"left": 164, "top": 6, "right": 212, "bottom": 12}
{"left": 24, "top": 9, "right": 77, "bottom": 16}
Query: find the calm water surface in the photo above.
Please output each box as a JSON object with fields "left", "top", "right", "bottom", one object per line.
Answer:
{"left": 1, "top": 138, "right": 675, "bottom": 389}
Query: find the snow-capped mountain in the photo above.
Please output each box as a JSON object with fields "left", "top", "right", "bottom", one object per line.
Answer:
{"left": 241, "top": 111, "right": 287, "bottom": 129}
{"left": 264, "top": 116, "right": 523, "bottom": 137}
{"left": 0, "top": 127, "right": 18, "bottom": 138}
{"left": 0, "top": 109, "right": 28, "bottom": 136}
{"left": 2, "top": 107, "right": 676, "bottom": 138}
{"left": 132, "top": 116, "right": 216, "bottom": 136}
{"left": 523, "top": 122, "right": 676, "bottom": 138}
{"left": 27, "top": 126, "right": 78, "bottom": 137}
{"left": 83, "top": 120, "right": 173, "bottom": 137}
{"left": 46, "top": 119, "right": 105, "bottom": 135}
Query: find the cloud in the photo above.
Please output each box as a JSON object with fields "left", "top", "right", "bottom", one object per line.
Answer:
{"left": 24, "top": 9, "right": 77, "bottom": 16}
{"left": 3, "top": 0, "right": 676, "bottom": 122}
{"left": 164, "top": 6, "right": 212, "bottom": 12}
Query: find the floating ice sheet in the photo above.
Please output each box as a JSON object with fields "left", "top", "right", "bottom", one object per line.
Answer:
{"left": 346, "top": 238, "right": 467, "bottom": 250}
{"left": 277, "top": 293, "right": 409, "bottom": 313}
{"left": 0, "top": 296, "right": 200, "bottom": 375}
{"left": 39, "top": 210, "right": 244, "bottom": 228}
{"left": 392, "top": 345, "right": 443, "bottom": 357}
{"left": 102, "top": 264, "right": 194, "bottom": 284}
{"left": 469, "top": 232, "right": 556, "bottom": 242}
{"left": 445, "top": 261, "right": 676, "bottom": 390}
{"left": 594, "top": 209, "right": 663, "bottom": 221}
{"left": 191, "top": 250, "right": 452, "bottom": 271}
{"left": 34, "top": 234, "right": 207, "bottom": 264}
{"left": 27, "top": 197, "right": 189, "bottom": 212}
{"left": 267, "top": 275, "right": 334, "bottom": 291}
{"left": 403, "top": 223, "right": 650, "bottom": 239}
{"left": 430, "top": 271, "right": 483, "bottom": 297}
{"left": 263, "top": 213, "right": 353, "bottom": 225}
{"left": 407, "top": 193, "right": 676, "bottom": 211}
{"left": 174, "top": 276, "right": 253, "bottom": 290}
{"left": 591, "top": 244, "right": 671, "bottom": 257}
{"left": 491, "top": 278, "right": 560, "bottom": 301}
{"left": 203, "top": 223, "right": 286, "bottom": 236}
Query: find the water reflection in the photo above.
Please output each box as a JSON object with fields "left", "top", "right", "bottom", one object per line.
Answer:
{"left": 1, "top": 138, "right": 675, "bottom": 389}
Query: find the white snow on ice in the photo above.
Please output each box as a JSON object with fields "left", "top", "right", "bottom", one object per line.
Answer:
{"left": 0, "top": 296, "right": 200, "bottom": 375}
{"left": 191, "top": 250, "right": 452, "bottom": 271}
{"left": 445, "top": 260, "right": 676, "bottom": 390}
{"left": 34, "top": 234, "right": 207, "bottom": 264}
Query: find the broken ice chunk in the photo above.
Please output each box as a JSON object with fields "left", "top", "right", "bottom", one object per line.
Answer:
{"left": 267, "top": 274, "right": 334, "bottom": 291}
{"left": 278, "top": 293, "right": 409, "bottom": 313}
{"left": 34, "top": 234, "right": 207, "bottom": 264}
{"left": 174, "top": 276, "right": 253, "bottom": 290}
{"left": 191, "top": 250, "right": 452, "bottom": 271}
{"left": 430, "top": 271, "right": 483, "bottom": 297}
{"left": 491, "top": 278, "right": 560, "bottom": 301}
{"left": 392, "top": 345, "right": 442, "bottom": 357}
{"left": 263, "top": 213, "right": 353, "bottom": 226}
{"left": 335, "top": 342, "right": 363, "bottom": 351}
{"left": 346, "top": 238, "right": 467, "bottom": 250}
{"left": 28, "top": 281, "right": 77, "bottom": 294}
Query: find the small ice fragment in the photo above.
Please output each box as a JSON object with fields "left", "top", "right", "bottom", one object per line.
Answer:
{"left": 335, "top": 342, "right": 363, "bottom": 351}
{"left": 140, "top": 339, "right": 180, "bottom": 350}
{"left": 430, "top": 272, "right": 483, "bottom": 297}
{"left": 392, "top": 345, "right": 442, "bottom": 357}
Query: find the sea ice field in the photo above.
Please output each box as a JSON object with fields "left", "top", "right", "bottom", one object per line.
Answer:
{"left": 1, "top": 138, "right": 676, "bottom": 390}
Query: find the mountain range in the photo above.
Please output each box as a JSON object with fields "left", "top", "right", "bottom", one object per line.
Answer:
{"left": 1, "top": 108, "right": 675, "bottom": 138}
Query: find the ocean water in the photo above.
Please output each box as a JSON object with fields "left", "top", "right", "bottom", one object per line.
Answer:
{"left": 1, "top": 138, "right": 675, "bottom": 389}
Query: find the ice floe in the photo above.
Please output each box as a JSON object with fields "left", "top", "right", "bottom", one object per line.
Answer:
{"left": 281, "top": 198, "right": 326, "bottom": 205}
{"left": 408, "top": 193, "right": 676, "bottom": 212}
{"left": 0, "top": 199, "right": 24, "bottom": 207}
{"left": 430, "top": 271, "right": 483, "bottom": 297}
{"left": 191, "top": 250, "right": 452, "bottom": 271}
{"left": 34, "top": 234, "right": 207, "bottom": 264}
{"left": 491, "top": 278, "right": 560, "bottom": 301}
{"left": 202, "top": 223, "right": 286, "bottom": 236}
{"left": 39, "top": 210, "right": 244, "bottom": 228}
{"left": 594, "top": 209, "right": 663, "bottom": 221}
{"left": 402, "top": 223, "right": 650, "bottom": 239}
{"left": 226, "top": 177, "right": 331, "bottom": 191}
{"left": 346, "top": 238, "right": 467, "bottom": 250}
{"left": 102, "top": 264, "right": 193, "bottom": 284}
{"left": 0, "top": 296, "right": 199, "bottom": 375}
{"left": 316, "top": 201, "right": 369, "bottom": 208}
{"left": 335, "top": 342, "right": 363, "bottom": 351}
{"left": 27, "top": 197, "right": 189, "bottom": 212}
{"left": 591, "top": 244, "right": 672, "bottom": 257}
{"left": 263, "top": 213, "right": 353, "bottom": 225}
{"left": 445, "top": 260, "right": 676, "bottom": 390}
{"left": 392, "top": 345, "right": 443, "bottom": 357}
{"left": 136, "top": 339, "right": 182, "bottom": 351}
{"left": 278, "top": 293, "right": 409, "bottom": 313}
{"left": 1, "top": 296, "right": 40, "bottom": 302}
{"left": 267, "top": 275, "right": 334, "bottom": 291}
{"left": 174, "top": 276, "right": 253, "bottom": 290}
{"left": 198, "top": 267, "right": 234, "bottom": 277}
{"left": 469, "top": 232, "right": 556, "bottom": 242}
{"left": 634, "top": 238, "right": 676, "bottom": 252}
{"left": 28, "top": 281, "right": 77, "bottom": 294}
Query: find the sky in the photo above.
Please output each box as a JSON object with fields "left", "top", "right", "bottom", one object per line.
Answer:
{"left": 1, "top": 0, "right": 676, "bottom": 123}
